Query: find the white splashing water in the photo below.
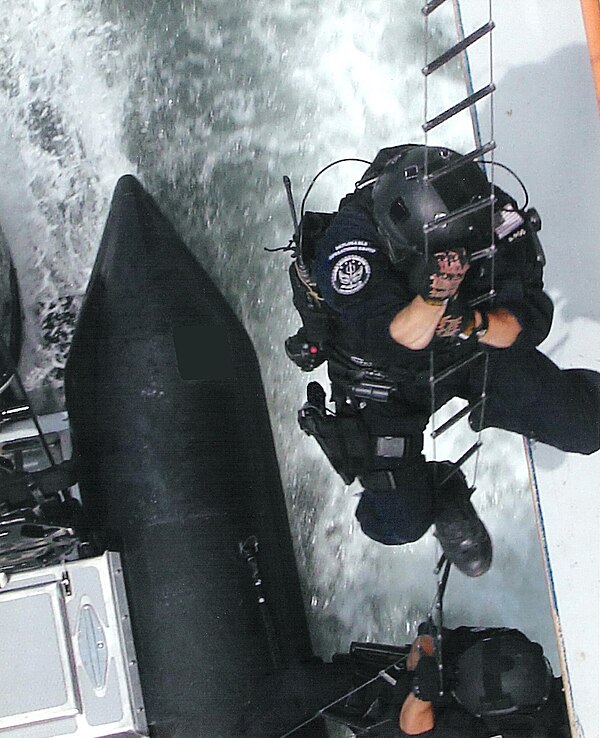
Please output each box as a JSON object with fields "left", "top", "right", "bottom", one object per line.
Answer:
{"left": 0, "top": 0, "right": 135, "bottom": 396}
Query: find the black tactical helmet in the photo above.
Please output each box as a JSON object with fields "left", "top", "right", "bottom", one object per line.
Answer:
{"left": 371, "top": 144, "right": 492, "bottom": 263}
{"left": 452, "top": 634, "right": 553, "bottom": 717}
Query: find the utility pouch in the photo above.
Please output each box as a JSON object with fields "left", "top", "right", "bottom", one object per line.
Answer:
{"left": 295, "top": 211, "right": 336, "bottom": 264}
{"left": 298, "top": 382, "right": 369, "bottom": 485}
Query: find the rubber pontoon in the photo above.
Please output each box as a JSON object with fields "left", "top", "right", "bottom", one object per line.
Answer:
{"left": 0, "top": 225, "right": 21, "bottom": 397}
{"left": 64, "top": 175, "right": 324, "bottom": 738}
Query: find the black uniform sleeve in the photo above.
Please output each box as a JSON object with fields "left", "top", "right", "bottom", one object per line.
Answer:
{"left": 493, "top": 190, "right": 554, "bottom": 346}
{"left": 462, "top": 199, "right": 553, "bottom": 348}
{"left": 398, "top": 727, "right": 435, "bottom": 738}
{"left": 496, "top": 285, "right": 554, "bottom": 348}
{"left": 369, "top": 697, "right": 486, "bottom": 738}
{"left": 313, "top": 204, "right": 418, "bottom": 364}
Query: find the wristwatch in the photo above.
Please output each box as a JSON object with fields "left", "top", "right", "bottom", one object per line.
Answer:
{"left": 474, "top": 310, "right": 489, "bottom": 339}
{"left": 459, "top": 310, "right": 489, "bottom": 341}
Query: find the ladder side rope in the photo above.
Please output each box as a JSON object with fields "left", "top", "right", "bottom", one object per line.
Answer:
{"left": 423, "top": 10, "right": 439, "bottom": 483}
{"left": 422, "top": 0, "right": 497, "bottom": 545}
{"left": 278, "top": 11, "right": 498, "bottom": 737}
{"left": 473, "top": 0, "right": 496, "bottom": 485}
{"left": 451, "top": 0, "right": 484, "bottom": 145}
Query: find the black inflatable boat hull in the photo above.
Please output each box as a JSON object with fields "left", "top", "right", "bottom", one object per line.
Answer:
{"left": 0, "top": 226, "right": 21, "bottom": 393}
{"left": 65, "top": 176, "right": 323, "bottom": 738}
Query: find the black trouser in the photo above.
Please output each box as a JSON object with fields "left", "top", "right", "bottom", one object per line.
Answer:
{"left": 354, "top": 347, "right": 600, "bottom": 545}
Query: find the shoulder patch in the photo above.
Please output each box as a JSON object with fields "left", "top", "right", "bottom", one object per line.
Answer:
{"left": 331, "top": 254, "right": 372, "bottom": 295}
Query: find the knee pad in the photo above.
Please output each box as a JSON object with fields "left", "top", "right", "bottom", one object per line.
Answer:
{"left": 355, "top": 489, "right": 426, "bottom": 545}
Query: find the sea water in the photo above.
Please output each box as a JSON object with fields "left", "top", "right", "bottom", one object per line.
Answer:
{"left": 0, "top": 0, "right": 558, "bottom": 688}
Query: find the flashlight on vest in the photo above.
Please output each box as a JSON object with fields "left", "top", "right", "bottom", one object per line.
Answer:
{"left": 285, "top": 330, "right": 326, "bottom": 371}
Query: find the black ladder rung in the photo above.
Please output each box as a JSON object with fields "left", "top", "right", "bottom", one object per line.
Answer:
{"left": 423, "top": 84, "right": 496, "bottom": 132}
{"left": 469, "top": 245, "right": 497, "bottom": 262}
{"left": 431, "top": 397, "right": 486, "bottom": 439}
{"left": 422, "top": 0, "right": 448, "bottom": 15}
{"left": 430, "top": 350, "right": 485, "bottom": 386}
{"left": 468, "top": 290, "right": 496, "bottom": 308}
{"left": 425, "top": 142, "right": 496, "bottom": 183}
{"left": 439, "top": 442, "right": 482, "bottom": 485}
{"left": 423, "top": 195, "right": 495, "bottom": 235}
{"left": 423, "top": 22, "right": 495, "bottom": 76}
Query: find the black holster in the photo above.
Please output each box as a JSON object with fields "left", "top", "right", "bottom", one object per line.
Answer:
{"left": 298, "top": 382, "right": 369, "bottom": 485}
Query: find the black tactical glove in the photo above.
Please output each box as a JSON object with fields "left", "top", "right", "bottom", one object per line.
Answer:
{"left": 411, "top": 655, "right": 442, "bottom": 702}
{"left": 435, "top": 297, "right": 489, "bottom": 342}
{"left": 434, "top": 294, "right": 475, "bottom": 340}
{"left": 419, "top": 248, "right": 470, "bottom": 306}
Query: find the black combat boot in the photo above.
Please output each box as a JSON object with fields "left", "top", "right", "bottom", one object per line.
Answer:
{"left": 433, "top": 464, "right": 492, "bottom": 578}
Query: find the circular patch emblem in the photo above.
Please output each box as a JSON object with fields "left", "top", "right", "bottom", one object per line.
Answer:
{"left": 331, "top": 254, "right": 371, "bottom": 295}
